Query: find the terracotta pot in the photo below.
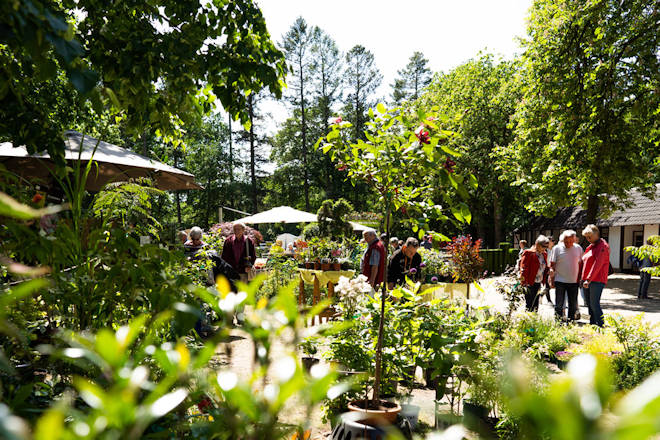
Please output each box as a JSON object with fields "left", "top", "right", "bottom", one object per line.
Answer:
{"left": 347, "top": 399, "right": 401, "bottom": 426}
{"left": 301, "top": 357, "right": 320, "bottom": 372}
{"left": 332, "top": 262, "right": 341, "bottom": 271}
{"left": 314, "top": 262, "right": 321, "bottom": 270}
{"left": 305, "top": 262, "right": 313, "bottom": 269}
{"left": 321, "top": 263, "right": 331, "bottom": 271}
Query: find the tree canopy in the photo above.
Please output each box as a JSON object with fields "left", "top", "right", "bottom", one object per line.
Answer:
{"left": 1, "top": 0, "right": 286, "bottom": 161}
{"left": 497, "top": 0, "right": 660, "bottom": 223}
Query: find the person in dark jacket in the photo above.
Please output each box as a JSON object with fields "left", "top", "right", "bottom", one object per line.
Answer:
{"left": 388, "top": 237, "right": 422, "bottom": 286}
{"left": 519, "top": 235, "right": 550, "bottom": 312}
{"left": 637, "top": 238, "right": 654, "bottom": 299}
{"left": 221, "top": 222, "right": 256, "bottom": 284}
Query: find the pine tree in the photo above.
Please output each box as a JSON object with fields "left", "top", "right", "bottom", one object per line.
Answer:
{"left": 343, "top": 45, "right": 382, "bottom": 142}
{"left": 281, "top": 17, "right": 314, "bottom": 210}
{"left": 391, "top": 51, "right": 432, "bottom": 104}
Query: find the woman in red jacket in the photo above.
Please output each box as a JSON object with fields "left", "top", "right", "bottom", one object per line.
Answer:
{"left": 519, "top": 235, "right": 550, "bottom": 312}
{"left": 581, "top": 224, "right": 610, "bottom": 327}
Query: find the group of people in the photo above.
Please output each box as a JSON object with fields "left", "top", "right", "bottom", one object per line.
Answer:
{"left": 517, "top": 224, "right": 611, "bottom": 326}
{"left": 360, "top": 229, "right": 423, "bottom": 289}
{"left": 179, "top": 222, "right": 256, "bottom": 286}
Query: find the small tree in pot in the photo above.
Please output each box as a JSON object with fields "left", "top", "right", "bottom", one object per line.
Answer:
{"left": 318, "top": 104, "right": 474, "bottom": 416}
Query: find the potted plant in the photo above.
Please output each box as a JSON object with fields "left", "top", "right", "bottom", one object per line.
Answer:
{"left": 447, "top": 235, "right": 485, "bottom": 301}
{"left": 318, "top": 104, "right": 474, "bottom": 427}
{"left": 300, "top": 336, "right": 320, "bottom": 372}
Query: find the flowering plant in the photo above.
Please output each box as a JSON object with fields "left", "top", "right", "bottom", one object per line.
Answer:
{"left": 335, "top": 275, "right": 373, "bottom": 317}
{"left": 447, "top": 235, "right": 484, "bottom": 283}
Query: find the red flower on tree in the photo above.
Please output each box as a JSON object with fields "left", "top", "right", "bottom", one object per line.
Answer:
{"left": 32, "top": 193, "right": 44, "bottom": 204}
{"left": 414, "top": 125, "right": 430, "bottom": 144}
{"left": 444, "top": 158, "right": 456, "bottom": 173}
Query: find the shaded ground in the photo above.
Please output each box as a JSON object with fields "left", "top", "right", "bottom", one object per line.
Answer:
{"left": 214, "top": 274, "right": 659, "bottom": 438}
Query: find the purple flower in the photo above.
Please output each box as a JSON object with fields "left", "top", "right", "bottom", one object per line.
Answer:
{"left": 431, "top": 276, "right": 439, "bottom": 282}
{"left": 419, "top": 262, "right": 426, "bottom": 268}
{"left": 409, "top": 268, "right": 417, "bottom": 274}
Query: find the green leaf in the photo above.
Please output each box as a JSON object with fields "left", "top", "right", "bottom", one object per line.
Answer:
{"left": 440, "top": 144, "right": 462, "bottom": 157}
{"left": 34, "top": 407, "right": 64, "bottom": 440}
{"left": 376, "top": 103, "right": 387, "bottom": 114}
{"left": 0, "top": 192, "right": 67, "bottom": 220}
{"left": 460, "top": 203, "right": 472, "bottom": 224}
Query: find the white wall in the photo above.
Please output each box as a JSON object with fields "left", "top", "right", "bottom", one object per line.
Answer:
{"left": 644, "top": 224, "right": 659, "bottom": 243}
{"left": 609, "top": 226, "right": 621, "bottom": 269}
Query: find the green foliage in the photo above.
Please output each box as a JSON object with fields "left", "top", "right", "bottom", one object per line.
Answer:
{"left": 421, "top": 54, "right": 523, "bottom": 244}
{"left": 497, "top": 0, "right": 660, "bottom": 222}
{"left": 317, "top": 198, "right": 354, "bottom": 239}
{"left": 626, "top": 235, "right": 660, "bottom": 276}
{"left": 92, "top": 178, "right": 164, "bottom": 238}
{"left": 1, "top": 0, "right": 286, "bottom": 160}
{"left": 608, "top": 314, "right": 660, "bottom": 390}
{"left": 391, "top": 51, "right": 432, "bottom": 104}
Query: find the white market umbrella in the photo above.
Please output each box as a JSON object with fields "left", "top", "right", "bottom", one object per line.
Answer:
{"left": 235, "top": 206, "right": 318, "bottom": 224}
{"left": 0, "top": 131, "right": 200, "bottom": 191}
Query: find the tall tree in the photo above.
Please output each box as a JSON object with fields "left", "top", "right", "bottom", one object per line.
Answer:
{"left": 422, "top": 54, "right": 524, "bottom": 245}
{"left": 310, "top": 27, "right": 344, "bottom": 196}
{"left": 343, "top": 45, "right": 383, "bottom": 142}
{"left": 235, "top": 90, "right": 270, "bottom": 213}
{"left": 498, "top": 0, "right": 660, "bottom": 224}
{"left": 0, "top": 0, "right": 285, "bottom": 162}
{"left": 281, "top": 17, "right": 314, "bottom": 210}
{"left": 392, "top": 51, "right": 433, "bottom": 104}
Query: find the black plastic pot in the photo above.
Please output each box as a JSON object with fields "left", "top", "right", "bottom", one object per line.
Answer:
{"left": 301, "top": 357, "right": 320, "bottom": 372}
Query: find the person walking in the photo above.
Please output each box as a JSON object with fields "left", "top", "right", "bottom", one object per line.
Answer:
{"left": 361, "top": 229, "right": 386, "bottom": 288}
{"left": 519, "top": 235, "right": 550, "bottom": 312}
{"left": 549, "top": 230, "right": 583, "bottom": 321}
{"left": 221, "top": 222, "right": 256, "bottom": 284}
{"left": 638, "top": 238, "right": 654, "bottom": 299}
{"left": 580, "top": 224, "right": 610, "bottom": 327}
{"left": 515, "top": 240, "right": 528, "bottom": 275}
{"left": 541, "top": 236, "right": 556, "bottom": 305}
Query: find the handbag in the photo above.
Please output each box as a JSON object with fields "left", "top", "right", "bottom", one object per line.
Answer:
{"left": 245, "top": 238, "right": 256, "bottom": 281}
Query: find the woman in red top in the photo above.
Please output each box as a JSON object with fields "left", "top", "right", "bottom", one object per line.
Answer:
{"left": 581, "top": 224, "right": 610, "bottom": 327}
{"left": 519, "top": 235, "right": 550, "bottom": 312}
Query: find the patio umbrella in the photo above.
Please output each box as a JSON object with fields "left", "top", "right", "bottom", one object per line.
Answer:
{"left": 234, "top": 206, "right": 318, "bottom": 224}
{"left": 0, "top": 131, "right": 200, "bottom": 191}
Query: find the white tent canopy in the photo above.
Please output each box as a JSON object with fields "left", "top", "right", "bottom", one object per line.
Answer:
{"left": 0, "top": 131, "right": 200, "bottom": 191}
{"left": 234, "top": 206, "right": 318, "bottom": 224}
{"left": 234, "top": 205, "right": 371, "bottom": 232}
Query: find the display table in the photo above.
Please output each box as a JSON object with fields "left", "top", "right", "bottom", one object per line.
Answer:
{"left": 297, "top": 269, "right": 355, "bottom": 318}
{"left": 419, "top": 282, "right": 469, "bottom": 303}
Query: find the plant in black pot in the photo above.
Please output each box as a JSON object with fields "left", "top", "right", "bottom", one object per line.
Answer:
{"left": 300, "top": 336, "right": 320, "bottom": 372}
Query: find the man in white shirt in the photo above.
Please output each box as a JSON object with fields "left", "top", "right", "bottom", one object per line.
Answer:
{"left": 549, "top": 230, "right": 583, "bottom": 321}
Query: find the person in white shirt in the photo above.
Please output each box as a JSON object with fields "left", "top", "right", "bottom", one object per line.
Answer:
{"left": 548, "top": 230, "right": 583, "bottom": 321}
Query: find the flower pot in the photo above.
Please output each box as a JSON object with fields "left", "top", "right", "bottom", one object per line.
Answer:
{"left": 301, "top": 356, "right": 320, "bottom": 372}
{"left": 305, "top": 262, "right": 313, "bottom": 269}
{"left": 331, "top": 412, "right": 388, "bottom": 440}
{"left": 347, "top": 399, "right": 401, "bottom": 426}
{"left": 321, "top": 263, "right": 331, "bottom": 271}
{"left": 463, "top": 399, "right": 490, "bottom": 422}
{"left": 314, "top": 262, "right": 321, "bottom": 270}
{"left": 332, "top": 262, "right": 341, "bottom": 271}
{"left": 401, "top": 403, "right": 421, "bottom": 430}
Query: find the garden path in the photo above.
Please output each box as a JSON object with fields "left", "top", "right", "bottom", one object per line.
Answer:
{"left": 476, "top": 274, "right": 660, "bottom": 325}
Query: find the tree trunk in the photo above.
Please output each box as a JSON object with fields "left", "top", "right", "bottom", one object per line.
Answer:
{"left": 372, "top": 204, "right": 390, "bottom": 402}
{"left": 204, "top": 177, "right": 212, "bottom": 228}
{"left": 493, "top": 192, "right": 502, "bottom": 245}
{"left": 248, "top": 95, "right": 257, "bottom": 213}
{"left": 174, "top": 150, "right": 182, "bottom": 226}
{"left": 585, "top": 194, "right": 599, "bottom": 225}
{"left": 300, "top": 58, "right": 310, "bottom": 211}
{"left": 228, "top": 115, "right": 234, "bottom": 185}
